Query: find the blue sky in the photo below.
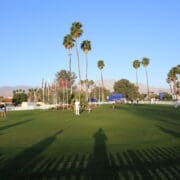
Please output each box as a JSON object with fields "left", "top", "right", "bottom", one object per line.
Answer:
{"left": 0, "top": 0, "right": 180, "bottom": 88}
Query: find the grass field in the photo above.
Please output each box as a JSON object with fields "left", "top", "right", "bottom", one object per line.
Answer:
{"left": 0, "top": 104, "right": 180, "bottom": 179}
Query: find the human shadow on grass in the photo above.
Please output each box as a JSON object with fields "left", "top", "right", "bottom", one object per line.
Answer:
{"left": 0, "top": 129, "right": 180, "bottom": 179}
{"left": 0, "top": 119, "right": 33, "bottom": 131}
{"left": 0, "top": 129, "right": 63, "bottom": 179}
{"left": 85, "top": 128, "right": 116, "bottom": 179}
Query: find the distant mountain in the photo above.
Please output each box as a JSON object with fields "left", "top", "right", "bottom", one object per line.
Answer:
{"left": 95, "top": 79, "right": 116, "bottom": 92}
{"left": 138, "top": 83, "right": 170, "bottom": 94}
{"left": 0, "top": 81, "right": 170, "bottom": 98}
{"left": 95, "top": 80, "right": 170, "bottom": 94}
{"left": 0, "top": 86, "right": 34, "bottom": 98}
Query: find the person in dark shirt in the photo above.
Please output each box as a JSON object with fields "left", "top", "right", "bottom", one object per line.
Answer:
{"left": 0, "top": 104, "right": 7, "bottom": 119}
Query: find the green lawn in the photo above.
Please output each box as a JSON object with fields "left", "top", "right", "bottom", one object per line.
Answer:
{"left": 0, "top": 104, "right": 180, "bottom": 179}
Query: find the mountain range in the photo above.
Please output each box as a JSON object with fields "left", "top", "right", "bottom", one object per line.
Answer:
{"left": 95, "top": 80, "right": 170, "bottom": 94}
{"left": 0, "top": 86, "right": 33, "bottom": 98}
{"left": 0, "top": 80, "right": 169, "bottom": 98}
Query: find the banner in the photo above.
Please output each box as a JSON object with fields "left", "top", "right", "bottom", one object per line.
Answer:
{"left": 61, "top": 79, "right": 66, "bottom": 88}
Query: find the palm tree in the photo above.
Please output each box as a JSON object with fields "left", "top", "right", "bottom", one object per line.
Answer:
{"left": 166, "top": 77, "right": 173, "bottom": 95}
{"left": 81, "top": 40, "right": 91, "bottom": 101}
{"left": 168, "top": 67, "right": 178, "bottom": 99}
{"left": 142, "top": 57, "right": 150, "bottom": 98}
{"left": 89, "top": 80, "right": 95, "bottom": 87}
{"left": 97, "top": 60, "right": 105, "bottom": 102}
{"left": 176, "top": 65, "right": 180, "bottom": 96}
{"left": 89, "top": 80, "right": 95, "bottom": 100}
{"left": 133, "top": 60, "right": 140, "bottom": 88}
{"left": 28, "top": 88, "right": 34, "bottom": 102}
{"left": 70, "top": 22, "right": 83, "bottom": 91}
{"left": 177, "top": 81, "right": 180, "bottom": 96}
{"left": 63, "top": 34, "right": 74, "bottom": 94}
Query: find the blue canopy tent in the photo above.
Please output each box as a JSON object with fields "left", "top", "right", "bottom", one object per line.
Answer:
{"left": 159, "top": 92, "right": 164, "bottom": 100}
{"left": 88, "top": 98, "right": 98, "bottom": 102}
{"left": 108, "top": 94, "right": 124, "bottom": 101}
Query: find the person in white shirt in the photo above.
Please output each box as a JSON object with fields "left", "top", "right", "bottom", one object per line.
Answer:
{"left": 75, "top": 99, "right": 80, "bottom": 115}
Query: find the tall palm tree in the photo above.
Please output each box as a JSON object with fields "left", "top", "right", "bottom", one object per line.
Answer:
{"left": 63, "top": 34, "right": 74, "bottom": 94}
{"left": 81, "top": 40, "right": 91, "bottom": 101}
{"left": 97, "top": 60, "right": 105, "bottom": 102}
{"left": 133, "top": 60, "right": 140, "bottom": 88}
{"left": 70, "top": 22, "right": 83, "bottom": 91}
{"left": 142, "top": 57, "right": 150, "bottom": 98}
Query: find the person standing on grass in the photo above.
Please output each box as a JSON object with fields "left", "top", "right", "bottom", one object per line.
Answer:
{"left": 75, "top": 99, "right": 80, "bottom": 115}
{"left": 1, "top": 104, "right": 7, "bottom": 119}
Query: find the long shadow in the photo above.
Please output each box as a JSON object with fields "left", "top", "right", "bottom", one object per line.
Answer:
{"left": 0, "top": 119, "right": 33, "bottom": 131}
{"left": 156, "top": 125, "right": 180, "bottom": 138}
{"left": 85, "top": 128, "right": 116, "bottom": 179}
{"left": 0, "top": 128, "right": 180, "bottom": 179}
{"left": 118, "top": 104, "right": 180, "bottom": 124}
{"left": 0, "top": 129, "right": 63, "bottom": 179}
{"left": 113, "top": 147, "right": 180, "bottom": 179}
{"left": 0, "top": 153, "right": 5, "bottom": 169}
{"left": 57, "top": 146, "right": 175, "bottom": 179}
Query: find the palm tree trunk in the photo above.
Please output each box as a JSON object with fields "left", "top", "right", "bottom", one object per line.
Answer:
{"left": 101, "top": 70, "right": 104, "bottom": 102}
{"left": 169, "top": 84, "right": 173, "bottom": 95}
{"left": 173, "top": 78, "right": 177, "bottom": 100}
{"left": 145, "top": 67, "right": 149, "bottom": 98}
{"left": 136, "top": 69, "right": 138, "bottom": 87}
{"left": 85, "top": 53, "right": 88, "bottom": 101}
{"left": 75, "top": 41, "right": 82, "bottom": 91}
{"left": 68, "top": 49, "right": 72, "bottom": 94}
{"left": 98, "top": 83, "right": 101, "bottom": 103}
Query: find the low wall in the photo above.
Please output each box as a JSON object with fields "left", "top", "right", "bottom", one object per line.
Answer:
{"left": 6, "top": 101, "right": 180, "bottom": 111}
{"left": 7, "top": 104, "right": 54, "bottom": 111}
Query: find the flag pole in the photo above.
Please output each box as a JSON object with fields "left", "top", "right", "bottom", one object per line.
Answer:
{"left": 66, "top": 80, "right": 68, "bottom": 109}
{"left": 42, "top": 79, "right": 45, "bottom": 104}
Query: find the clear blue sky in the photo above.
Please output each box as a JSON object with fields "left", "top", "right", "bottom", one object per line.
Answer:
{"left": 0, "top": 0, "right": 180, "bottom": 88}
